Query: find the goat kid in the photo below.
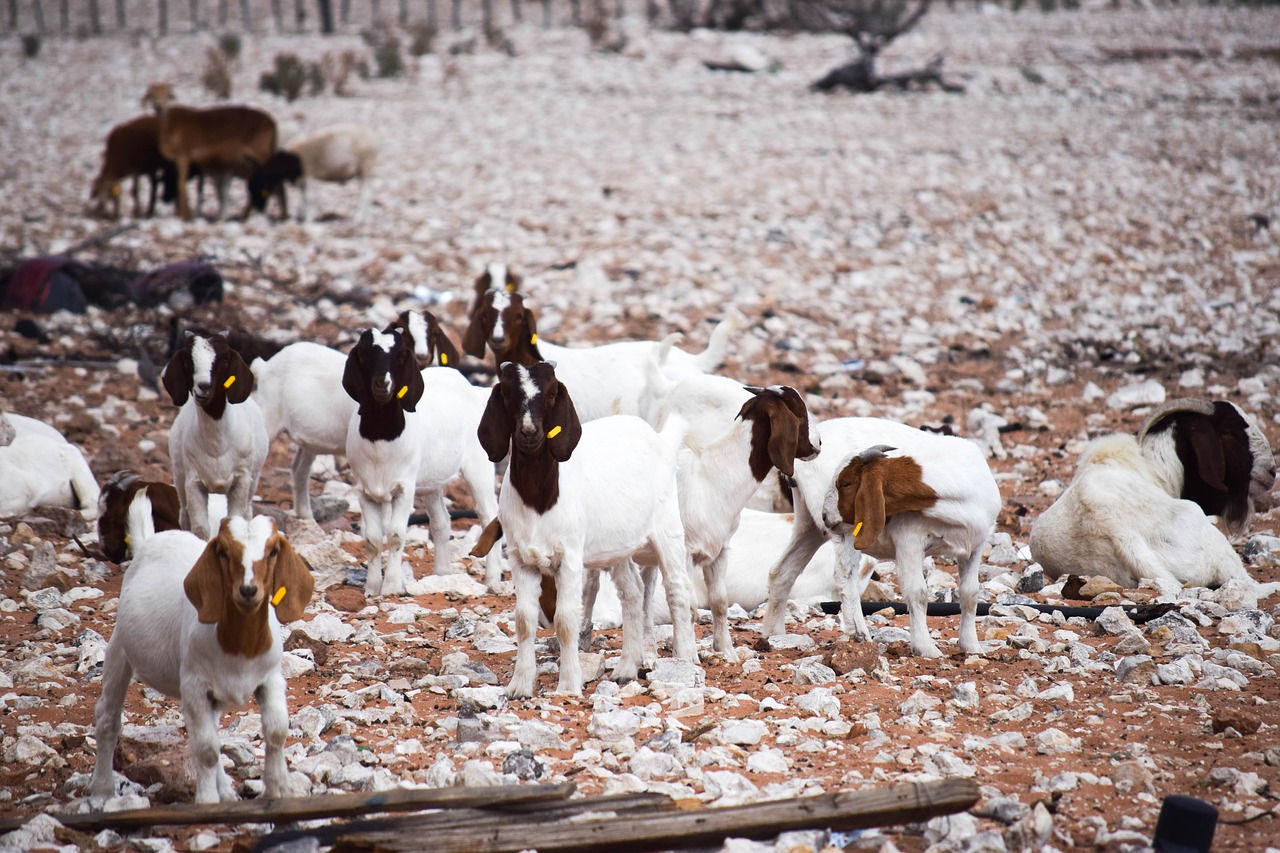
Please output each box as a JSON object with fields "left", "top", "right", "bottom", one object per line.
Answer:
{"left": 89, "top": 515, "right": 314, "bottom": 803}
{"left": 97, "top": 470, "right": 182, "bottom": 563}
{"left": 164, "top": 332, "right": 268, "bottom": 539}
{"left": 248, "top": 123, "right": 378, "bottom": 223}
{"left": 477, "top": 361, "right": 696, "bottom": 697}
{"left": 763, "top": 419, "right": 1001, "bottom": 659}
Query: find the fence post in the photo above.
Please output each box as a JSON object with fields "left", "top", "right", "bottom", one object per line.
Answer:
{"left": 158, "top": 0, "right": 168, "bottom": 34}
{"left": 541, "top": 0, "right": 550, "bottom": 27}
{"left": 340, "top": 0, "right": 350, "bottom": 25}
{"left": 116, "top": 0, "right": 125, "bottom": 28}
{"left": 60, "top": 0, "right": 68, "bottom": 32}
{"left": 89, "top": 0, "right": 101, "bottom": 33}
{"left": 271, "top": 0, "right": 283, "bottom": 30}
{"left": 239, "top": 0, "right": 252, "bottom": 30}
{"left": 450, "top": 0, "right": 461, "bottom": 28}
{"left": 318, "top": 0, "right": 334, "bottom": 32}
{"left": 510, "top": 0, "right": 521, "bottom": 23}
{"left": 295, "top": 0, "right": 306, "bottom": 31}
{"left": 399, "top": 0, "right": 408, "bottom": 25}
{"left": 190, "top": 0, "right": 200, "bottom": 31}
{"left": 33, "top": 0, "right": 46, "bottom": 33}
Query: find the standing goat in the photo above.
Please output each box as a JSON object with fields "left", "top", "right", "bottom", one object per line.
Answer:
{"left": 89, "top": 115, "right": 165, "bottom": 219}
{"left": 248, "top": 123, "right": 379, "bottom": 223}
{"left": 462, "top": 286, "right": 737, "bottom": 421}
{"left": 763, "top": 419, "right": 1001, "bottom": 659}
{"left": 1030, "top": 398, "right": 1278, "bottom": 593}
{"left": 89, "top": 515, "right": 313, "bottom": 803}
{"left": 477, "top": 361, "right": 696, "bottom": 697}
{"left": 163, "top": 333, "right": 268, "bottom": 539}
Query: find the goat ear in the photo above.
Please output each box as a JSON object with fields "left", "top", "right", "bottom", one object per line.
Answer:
{"left": 268, "top": 536, "right": 314, "bottom": 624}
{"left": 395, "top": 352, "right": 426, "bottom": 412}
{"left": 1182, "top": 416, "right": 1229, "bottom": 493}
{"left": 546, "top": 382, "right": 582, "bottom": 462}
{"left": 183, "top": 536, "right": 227, "bottom": 625}
{"left": 765, "top": 399, "right": 801, "bottom": 478}
{"left": 477, "top": 385, "right": 513, "bottom": 462}
{"left": 461, "top": 313, "right": 489, "bottom": 359}
{"left": 161, "top": 347, "right": 193, "bottom": 406}
{"left": 521, "top": 309, "right": 544, "bottom": 362}
{"left": 433, "top": 324, "right": 461, "bottom": 369}
{"left": 852, "top": 466, "right": 887, "bottom": 550}
{"left": 341, "top": 345, "right": 365, "bottom": 403}
{"left": 470, "top": 518, "right": 503, "bottom": 558}
{"left": 224, "top": 349, "right": 254, "bottom": 404}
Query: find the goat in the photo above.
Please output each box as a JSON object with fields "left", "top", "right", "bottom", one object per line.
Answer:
{"left": 247, "top": 123, "right": 379, "bottom": 223}
{"left": 0, "top": 410, "right": 100, "bottom": 522}
{"left": 762, "top": 419, "right": 1001, "bottom": 659}
{"left": 152, "top": 99, "right": 281, "bottom": 221}
{"left": 609, "top": 373, "right": 820, "bottom": 660}
{"left": 477, "top": 361, "right": 696, "bottom": 697}
{"left": 384, "top": 309, "right": 462, "bottom": 371}
{"left": 89, "top": 115, "right": 165, "bottom": 219}
{"left": 89, "top": 515, "right": 313, "bottom": 803}
{"left": 163, "top": 332, "right": 268, "bottom": 539}
{"left": 1030, "top": 399, "right": 1279, "bottom": 594}
{"left": 461, "top": 286, "right": 737, "bottom": 421}
{"left": 97, "top": 470, "right": 182, "bottom": 563}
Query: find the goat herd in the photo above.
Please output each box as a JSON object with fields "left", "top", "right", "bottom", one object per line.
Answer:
{"left": 2, "top": 262, "right": 1276, "bottom": 806}
{"left": 89, "top": 83, "right": 376, "bottom": 223}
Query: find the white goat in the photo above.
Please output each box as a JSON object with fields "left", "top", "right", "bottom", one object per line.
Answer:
{"left": 249, "top": 123, "right": 378, "bottom": 223}
{"left": 0, "top": 410, "right": 100, "bottom": 521}
{"left": 762, "top": 418, "right": 1001, "bottom": 659}
{"left": 163, "top": 333, "right": 268, "bottom": 539}
{"left": 89, "top": 514, "right": 314, "bottom": 803}
{"left": 462, "top": 285, "right": 739, "bottom": 422}
{"left": 476, "top": 361, "right": 696, "bottom": 697}
{"left": 1031, "top": 399, "right": 1279, "bottom": 595}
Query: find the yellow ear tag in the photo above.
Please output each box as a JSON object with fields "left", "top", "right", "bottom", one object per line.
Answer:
{"left": 111, "top": 185, "right": 121, "bottom": 197}
{"left": 123, "top": 534, "right": 131, "bottom": 546}
{"left": 224, "top": 375, "right": 236, "bottom": 389}
{"left": 852, "top": 521, "right": 863, "bottom": 537}
{"left": 547, "top": 425, "right": 562, "bottom": 439}
{"left": 440, "top": 353, "right": 448, "bottom": 365}
{"left": 272, "top": 586, "right": 287, "bottom": 606}
{"left": 506, "top": 282, "right": 516, "bottom": 292}
{"left": 530, "top": 333, "right": 538, "bottom": 345}
{"left": 397, "top": 385, "right": 408, "bottom": 399}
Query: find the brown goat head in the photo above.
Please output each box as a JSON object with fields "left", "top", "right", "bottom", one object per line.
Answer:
{"left": 342, "top": 328, "right": 425, "bottom": 441}
{"left": 97, "top": 470, "right": 182, "bottom": 563}
{"left": 384, "top": 309, "right": 461, "bottom": 370}
{"left": 462, "top": 288, "right": 542, "bottom": 364}
{"left": 735, "top": 385, "right": 820, "bottom": 480}
{"left": 479, "top": 361, "right": 582, "bottom": 463}
{"left": 830, "top": 446, "right": 939, "bottom": 550}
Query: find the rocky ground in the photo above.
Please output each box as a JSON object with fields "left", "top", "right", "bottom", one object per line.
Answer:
{"left": 3, "top": 4, "right": 1280, "bottom": 851}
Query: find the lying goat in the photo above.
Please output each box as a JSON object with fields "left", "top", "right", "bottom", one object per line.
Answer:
{"left": 763, "top": 420, "right": 1001, "bottom": 659}
{"left": 477, "top": 361, "right": 696, "bottom": 697}
{"left": 1031, "top": 398, "right": 1278, "bottom": 594}
{"left": 89, "top": 515, "right": 314, "bottom": 803}
{"left": 163, "top": 333, "right": 268, "bottom": 538}
{"left": 0, "top": 410, "right": 100, "bottom": 522}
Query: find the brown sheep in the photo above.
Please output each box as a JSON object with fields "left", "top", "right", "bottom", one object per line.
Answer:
{"left": 89, "top": 115, "right": 166, "bottom": 219}
{"left": 156, "top": 104, "right": 283, "bottom": 221}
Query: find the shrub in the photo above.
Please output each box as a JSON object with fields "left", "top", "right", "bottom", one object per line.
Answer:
{"left": 218, "top": 32, "right": 242, "bottom": 60}
{"left": 202, "top": 47, "right": 233, "bottom": 99}
{"left": 260, "top": 52, "right": 308, "bottom": 101}
{"left": 21, "top": 34, "right": 41, "bottom": 59}
{"left": 373, "top": 37, "right": 404, "bottom": 78}
{"left": 408, "top": 19, "right": 437, "bottom": 57}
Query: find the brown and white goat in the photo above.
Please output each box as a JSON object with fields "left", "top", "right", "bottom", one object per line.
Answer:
{"left": 153, "top": 99, "right": 281, "bottom": 221}
{"left": 163, "top": 333, "right": 268, "bottom": 539}
{"left": 97, "top": 470, "right": 182, "bottom": 563}
{"left": 384, "top": 309, "right": 462, "bottom": 371}
{"left": 477, "top": 361, "right": 696, "bottom": 697}
{"left": 90, "top": 515, "right": 313, "bottom": 803}
{"left": 89, "top": 115, "right": 166, "bottom": 219}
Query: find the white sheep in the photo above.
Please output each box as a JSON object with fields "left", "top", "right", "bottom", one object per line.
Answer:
{"left": 762, "top": 418, "right": 1001, "bottom": 659}
{"left": 1031, "top": 399, "right": 1279, "bottom": 595}
{"left": 0, "top": 410, "right": 100, "bottom": 521}
{"left": 163, "top": 332, "right": 268, "bottom": 539}
{"left": 248, "top": 123, "right": 378, "bottom": 223}
{"left": 89, "top": 514, "right": 314, "bottom": 803}
{"left": 476, "top": 361, "right": 696, "bottom": 697}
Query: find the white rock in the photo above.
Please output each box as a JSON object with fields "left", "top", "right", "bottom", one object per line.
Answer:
{"left": 1034, "top": 728, "right": 1080, "bottom": 755}
{"left": 297, "top": 613, "right": 355, "bottom": 643}
{"left": 720, "top": 719, "right": 769, "bottom": 746}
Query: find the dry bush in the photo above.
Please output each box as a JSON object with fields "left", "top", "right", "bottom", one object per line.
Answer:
{"left": 201, "top": 47, "right": 233, "bottom": 99}
{"left": 259, "top": 53, "right": 309, "bottom": 102}
{"left": 408, "top": 19, "right": 438, "bottom": 57}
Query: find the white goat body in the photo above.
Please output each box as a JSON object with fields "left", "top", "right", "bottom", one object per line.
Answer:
{"left": 763, "top": 417, "right": 1001, "bottom": 658}
{"left": 0, "top": 412, "right": 100, "bottom": 520}
{"left": 283, "top": 123, "right": 379, "bottom": 222}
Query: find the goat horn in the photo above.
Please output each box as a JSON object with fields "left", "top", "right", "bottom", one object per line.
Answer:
{"left": 1136, "top": 397, "right": 1216, "bottom": 443}
{"left": 857, "top": 444, "right": 897, "bottom": 461}
{"left": 743, "top": 385, "right": 765, "bottom": 396}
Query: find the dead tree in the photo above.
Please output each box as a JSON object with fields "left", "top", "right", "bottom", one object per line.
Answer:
{"left": 317, "top": 0, "right": 333, "bottom": 32}
{"left": 796, "top": 0, "right": 963, "bottom": 93}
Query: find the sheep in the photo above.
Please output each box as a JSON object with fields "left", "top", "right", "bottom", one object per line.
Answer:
{"left": 462, "top": 285, "right": 738, "bottom": 422}
{"left": 163, "top": 332, "right": 268, "bottom": 539}
{"left": 88, "top": 115, "right": 166, "bottom": 219}
{"left": 0, "top": 410, "right": 100, "bottom": 522}
{"left": 96, "top": 470, "right": 182, "bottom": 563}
{"left": 476, "top": 361, "right": 696, "bottom": 697}
{"left": 151, "top": 97, "right": 281, "bottom": 221}
{"left": 88, "top": 514, "right": 314, "bottom": 803}
{"left": 1030, "top": 399, "right": 1279, "bottom": 594}
{"left": 617, "top": 374, "right": 821, "bottom": 660}
{"left": 762, "top": 419, "right": 1001, "bottom": 659}
{"left": 247, "top": 123, "right": 379, "bottom": 223}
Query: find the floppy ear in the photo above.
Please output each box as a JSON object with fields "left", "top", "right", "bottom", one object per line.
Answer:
{"left": 341, "top": 344, "right": 365, "bottom": 403}
{"left": 519, "top": 309, "right": 544, "bottom": 362}
{"left": 764, "top": 399, "right": 801, "bottom": 478}
{"left": 184, "top": 537, "right": 228, "bottom": 625}
{"left": 432, "top": 323, "right": 461, "bottom": 369}
{"left": 462, "top": 312, "right": 490, "bottom": 359}
{"left": 546, "top": 381, "right": 582, "bottom": 462}
{"left": 394, "top": 349, "right": 426, "bottom": 412}
{"left": 477, "top": 385, "right": 513, "bottom": 463}
{"left": 224, "top": 348, "right": 254, "bottom": 404}
{"left": 161, "top": 346, "right": 193, "bottom": 406}
{"left": 1182, "top": 415, "right": 1228, "bottom": 493}
{"left": 268, "top": 536, "right": 314, "bottom": 624}
{"left": 851, "top": 465, "right": 887, "bottom": 551}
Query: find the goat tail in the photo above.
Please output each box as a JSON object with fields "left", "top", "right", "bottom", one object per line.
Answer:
{"left": 691, "top": 310, "right": 742, "bottom": 372}
{"left": 125, "top": 487, "right": 158, "bottom": 552}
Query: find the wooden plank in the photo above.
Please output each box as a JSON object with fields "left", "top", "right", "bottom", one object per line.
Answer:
{"left": 331, "top": 778, "right": 980, "bottom": 853}
{"left": 255, "top": 791, "right": 675, "bottom": 852}
{"left": 0, "top": 783, "right": 576, "bottom": 834}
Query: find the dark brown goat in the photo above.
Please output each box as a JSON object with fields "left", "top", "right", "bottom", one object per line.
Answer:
{"left": 90, "top": 116, "right": 166, "bottom": 219}
{"left": 96, "top": 470, "right": 182, "bottom": 563}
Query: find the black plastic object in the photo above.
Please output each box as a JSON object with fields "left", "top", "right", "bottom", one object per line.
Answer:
{"left": 1151, "top": 795, "right": 1218, "bottom": 853}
